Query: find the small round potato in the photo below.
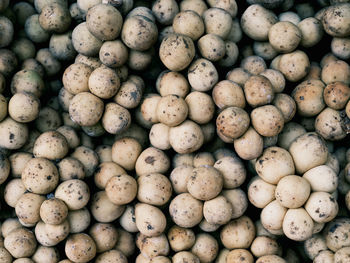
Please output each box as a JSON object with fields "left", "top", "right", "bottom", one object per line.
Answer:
{"left": 169, "top": 120, "right": 204, "bottom": 154}
{"left": 11, "top": 69, "right": 45, "bottom": 98}
{"left": 4, "top": 179, "right": 26, "bottom": 208}
{"left": 305, "top": 192, "right": 338, "bottom": 223}
{"left": 279, "top": 50, "right": 310, "bottom": 82}
{"left": 33, "top": 131, "right": 69, "bottom": 160}
{"left": 187, "top": 58, "right": 218, "bottom": 92}
{"left": 220, "top": 216, "right": 255, "bottom": 249}
{"left": 304, "top": 165, "right": 338, "bottom": 193}
{"left": 86, "top": 4, "right": 122, "bottom": 41}
{"left": 241, "top": 56, "right": 267, "bottom": 75}
{"left": 102, "top": 103, "right": 131, "bottom": 135}
{"left": 159, "top": 34, "right": 195, "bottom": 71}
{"left": 222, "top": 189, "right": 248, "bottom": 219}
{"left": 324, "top": 81, "right": 350, "bottom": 110}
{"left": 172, "top": 251, "right": 200, "bottom": 263}
{"left": 111, "top": 138, "right": 142, "bottom": 171}
{"left": 62, "top": 63, "right": 92, "bottom": 95}
{"left": 137, "top": 173, "right": 172, "bottom": 206}
{"left": 135, "top": 147, "right": 170, "bottom": 176}
{"left": 89, "top": 66, "right": 120, "bottom": 99}
{"left": 241, "top": 4, "right": 278, "bottom": 41}
{"left": 168, "top": 226, "right": 195, "bottom": 252}
{"left": 248, "top": 177, "right": 276, "bottom": 208}
{"left": 331, "top": 37, "right": 350, "bottom": 60}
{"left": 65, "top": 233, "right": 96, "bottom": 263}
{"left": 298, "top": 17, "right": 323, "bottom": 48}
{"left": 38, "top": 3, "right": 71, "bottom": 33}
{"left": 90, "top": 191, "right": 125, "bottom": 223}
{"left": 198, "top": 34, "right": 225, "bottom": 62}
{"left": 15, "top": 193, "right": 45, "bottom": 226}
{"left": 191, "top": 233, "right": 218, "bottom": 263}
{"left": 272, "top": 93, "right": 296, "bottom": 122}
{"left": 22, "top": 157, "right": 59, "bottom": 194}
{"left": 135, "top": 203, "right": 166, "bottom": 237}
{"left": 203, "top": 8, "right": 232, "bottom": 39}
{"left": 69, "top": 92, "right": 104, "bottom": 127}
{"left": 316, "top": 107, "right": 346, "bottom": 141}
{"left": 156, "top": 95, "right": 188, "bottom": 127}
{"left": 136, "top": 233, "right": 169, "bottom": 258}
{"left": 233, "top": 127, "right": 263, "bottom": 161}
{"left": 172, "top": 10, "right": 204, "bottom": 41}
{"left": 261, "top": 200, "right": 287, "bottom": 232}
{"left": 169, "top": 165, "right": 193, "bottom": 194}
{"left": 58, "top": 157, "right": 85, "bottom": 181}
{"left": 105, "top": 174, "right": 137, "bottom": 205}
{"left": 214, "top": 156, "right": 246, "bottom": 189}
{"left": 187, "top": 166, "right": 223, "bottom": 201}
{"left": 255, "top": 146, "right": 295, "bottom": 185}
{"left": 121, "top": 15, "right": 158, "bottom": 51}
{"left": 244, "top": 75, "right": 274, "bottom": 108}
{"left": 4, "top": 228, "right": 37, "bottom": 258}
{"left": 256, "top": 255, "right": 286, "bottom": 263}
{"left": 268, "top": 21, "right": 301, "bottom": 53}
{"left": 216, "top": 107, "right": 250, "bottom": 139}
{"left": 212, "top": 80, "right": 245, "bottom": 109}
{"left": 55, "top": 179, "right": 90, "bottom": 210}
{"left": 275, "top": 175, "right": 310, "bottom": 208}
{"left": 99, "top": 40, "right": 128, "bottom": 68}
{"left": 169, "top": 193, "right": 203, "bottom": 228}
{"left": 72, "top": 22, "right": 103, "bottom": 57}
{"left": 49, "top": 31, "right": 76, "bottom": 61}
{"left": 40, "top": 198, "right": 68, "bottom": 225}
{"left": 251, "top": 236, "right": 280, "bottom": 258}
{"left": 119, "top": 205, "right": 138, "bottom": 233}
{"left": 95, "top": 250, "right": 127, "bottom": 263}
{"left": 260, "top": 69, "right": 286, "bottom": 93}
{"left": 115, "top": 229, "right": 135, "bottom": 257}
{"left": 282, "top": 208, "right": 314, "bottom": 241}
{"left": 157, "top": 71, "right": 189, "bottom": 98}
{"left": 322, "top": 3, "right": 350, "bottom": 37}
{"left": 321, "top": 60, "right": 350, "bottom": 85}
{"left": 24, "top": 14, "right": 50, "bottom": 44}
{"left": 89, "top": 223, "right": 118, "bottom": 253}
{"left": 203, "top": 195, "right": 232, "bottom": 225}
{"left": 149, "top": 123, "right": 171, "bottom": 150}
{"left": 251, "top": 105, "right": 284, "bottom": 137}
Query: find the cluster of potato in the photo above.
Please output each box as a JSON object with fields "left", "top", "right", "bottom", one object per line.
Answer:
{"left": 0, "top": 0, "right": 349, "bottom": 262}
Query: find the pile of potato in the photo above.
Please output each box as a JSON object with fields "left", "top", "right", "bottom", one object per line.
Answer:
{"left": 0, "top": 0, "right": 349, "bottom": 262}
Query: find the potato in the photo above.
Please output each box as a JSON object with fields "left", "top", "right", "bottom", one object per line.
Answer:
{"left": 24, "top": 14, "right": 50, "bottom": 43}
{"left": 315, "top": 107, "right": 346, "bottom": 141}
{"left": 251, "top": 105, "right": 284, "bottom": 137}
{"left": 31, "top": 246, "right": 59, "bottom": 263}
{"left": 45, "top": 219, "right": 70, "bottom": 243}
{"left": 260, "top": 69, "right": 285, "bottom": 93}
{"left": 305, "top": 192, "right": 338, "bottom": 223}
{"left": 253, "top": 41, "right": 277, "bottom": 61}
{"left": 58, "top": 157, "right": 85, "bottom": 181}
{"left": 121, "top": 15, "right": 158, "bottom": 51}
{"left": 203, "top": 8, "right": 231, "bottom": 39}
{"left": 322, "top": 3, "right": 350, "bottom": 37}
{"left": 226, "top": 68, "right": 251, "bottom": 86}
{"left": 289, "top": 132, "right": 328, "bottom": 174}
{"left": 172, "top": 251, "right": 200, "bottom": 263}
{"left": 140, "top": 94, "right": 161, "bottom": 124}
{"left": 0, "top": 117, "right": 27, "bottom": 149}
{"left": 35, "top": 48, "right": 61, "bottom": 77}
{"left": 34, "top": 220, "right": 58, "bottom": 246}
{"left": 331, "top": 37, "right": 350, "bottom": 59}
{"left": 241, "top": 4, "right": 277, "bottom": 41}
{"left": 272, "top": 93, "right": 296, "bottom": 122}
{"left": 180, "top": 0, "right": 207, "bottom": 16}
{"left": 255, "top": 146, "right": 295, "bottom": 185}
{"left": 69, "top": 92, "right": 104, "bottom": 127}
{"left": 21, "top": 157, "right": 59, "bottom": 194}
{"left": 216, "top": 107, "right": 250, "bottom": 140}
{"left": 99, "top": 40, "right": 128, "bottom": 68}
{"left": 86, "top": 4, "right": 122, "bottom": 41}
{"left": 65, "top": 233, "right": 96, "bottom": 263}
{"left": 324, "top": 217, "right": 350, "bottom": 252}
{"left": 15, "top": 192, "right": 45, "bottom": 226}
{"left": 0, "top": 247, "right": 12, "bottom": 263}
{"left": 220, "top": 216, "right": 255, "bottom": 249}
{"left": 95, "top": 145, "right": 112, "bottom": 163}
{"left": 172, "top": 10, "right": 204, "bottom": 41}
{"left": 197, "top": 34, "right": 225, "bottom": 62}
{"left": 244, "top": 75, "right": 274, "bottom": 108}
{"left": 282, "top": 208, "right": 314, "bottom": 241}
{"left": 185, "top": 91, "right": 214, "bottom": 124}
{"left": 136, "top": 233, "right": 169, "bottom": 258}
{"left": 298, "top": 17, "right": 323, "bottom": 48}
{"left": 137, "top": 173, "right": 172, "bottom": 206}
{"left": 126, "top": 6, "right": 155, "bottom": 22}
{"left": 135, "top": 147, "right": 170, "bottom": 176}
{"left": 233, "top": 127, "right": 263, "bottom": 160}
{"left": 157, "top": 71, "right": 189, "bottom": 98}
{"left": 90, "top": 191, "right": 124, "bottom": 224}
{"left": 105, "top": 174, "right": 137, "bottom": 205}
{"left": 135, "top": 203, "right": 166, "bottom": 237}
{"left": 156, "top": 95, "right": 188, "bottom": 127}
{"left": 39, "top": 198, "right": 67, "bottom": 226}
{"left": 88, "top": 66, "right": 120, "bottom": 99}
{"left": 11, "top": 69, "right": 45, "bottom": 98}
{"left": 72, "top": 22, "right": 103, "bottom": 57}
{"left": 115, "top": 229, "right": 135, "bottom": 257}
{"left": 221, "top": 189, "right": 247, "bottom": 219}
{"left": 212, "top": 156, "right": 245, "bottom": 188}
{"left": 187, "top": 58, "right": 218, "bottom": 91}
{"left": 191, "top": 233, "right": 218, "bottom": 263}
{"left": 33, "top": 131, "right": 68, "bottom": 160}
{"left": 74, "top": 54, "right": 101, "bottom": 69}
{"left": 256, "top": 255, "right": 286, "bottom": 263}
{"left": 279, "top": 50, "right": 310, "bottom": 82}
{"left": 169, "top": 165, "right": 192, "bottom": 194}
{"left": 224, "top": 249, "right": 253, "bottom": 263}
{"left": 268, "top": 21, "right": 301, "bottom": 53}
{"left": 275, "top": 175, "right": 310, "bottom": 209}
{"left": 334, "top": 247, "right": 350, "bottom": 263}
{"left": 55, "top": 179, "right": 90, "bottom": 210}
{"left": 13, "top": 259, "right": 35, "bottom": 263}
{"left": 321, "top": 60, "right": 350, "bottom": 85}
{"left": 49, "top": 31, "right": 76, "bottom": 61}
{"left": 199, "top": 218, "right": 220, "bottom": 233}
{"left": 168, "top": 226, "right": 195, "bottom": 252}
{"left": 4, "top": 179, "right": 26, "bottom": 207}
{"left": 304, "top": 234, "right": 328, "bottom": 260}
{"left": 260, "top": 200, "right": 287, "bottom": 232}
{"left": 251, "top": 236, "right": 280, "bottom": 258}
{"left": 95, "top": 249, "right": 127, "bottom": 263}
{"left": 323, "top": 82, "right": 350, "bottom": 110}
{"left": 203, "top": 195, "right": 232, "bottom": 225}
{"left": 277, "top": 122, "right": 306, "bottom": 150}
{"left": 4, "top": 228, "right": 37, "bottom": 258}
{"left": 279, "top": 11, "right": 300, "bottom": 25}
{"left": 248, "top": 176, "right": 276, "bottom": 208}
{"left": 38, "top": 3, "right": 70, "bottom": 33}
{"left": 88, "top": 223, "right": 117, "bottom": 253}
{"left": 57, "top": 126, "right": 80, "bottom": 149}
{"left": 128, "top": 49, "right": 152, "bottom": 70}
{"left": 241, "top": 56, "right": 267, "bottom": 75}
{"left": 149, "top": 123, "right": 171, "bottom": 150}
{"left": 94, "top": 162, "right": 125, "bottom": 189}
{"left": 152, "top": 0, "right": 178, "bottom": 25}
{"left": 192, "top": 152, "right": 214, "bottom": 167}
{"left": 62, "top": 63, "right": 92, "bottom": 95}
{"left": 302, "top": 165, "right": 338, "bottom": 193}
{"left": 187, "top": 165, "right": 223, "bottom": 201}
{"left": 212, "top": 80, "right": 245, "bottom": 109}
{"left": 119, "top": 205, "right": 138, "bottom": 233}
{"left": 11, "top": 38, "right": 35, "bottom": 61}
{"left": 169, "top": 193, "right": 203, "bottom": 228}
{"left": 159, "top": 34, "right": 195, "bottom": 71}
